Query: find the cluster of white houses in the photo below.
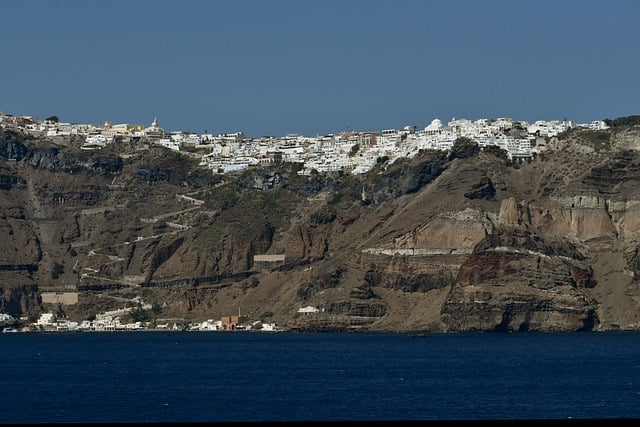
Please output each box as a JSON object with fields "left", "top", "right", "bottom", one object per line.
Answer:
{"left": 10, "top": 307, "right": 280, "bottom": 333}
{"left": 0, "top": 304, "right": 328, "bottom": 333}
{"left": 0, "top": 111, "right": 609, "bottom": 176}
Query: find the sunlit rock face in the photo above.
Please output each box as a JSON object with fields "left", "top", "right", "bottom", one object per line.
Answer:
{"left": 441, "top": 225, "right": 599, "bottom": 332}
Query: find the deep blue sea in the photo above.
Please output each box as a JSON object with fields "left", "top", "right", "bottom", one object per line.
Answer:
{"left": 1, "top": 331, "right": 639, "bottom": 423}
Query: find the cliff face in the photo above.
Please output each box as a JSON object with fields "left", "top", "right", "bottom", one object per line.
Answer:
{"left": 2, "top": 126, "right": 640, "bottom": 332}
{"left": 441, "top": 218, "right": 599, "bottom": 332}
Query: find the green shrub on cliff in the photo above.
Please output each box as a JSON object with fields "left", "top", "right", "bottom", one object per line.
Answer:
{"left": 603, "top": 115, "right": 640, "bottom": 127}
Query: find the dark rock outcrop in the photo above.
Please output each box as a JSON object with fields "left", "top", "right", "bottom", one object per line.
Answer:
{"left": 441, "top": 226, "right": 599, "bottom": 332}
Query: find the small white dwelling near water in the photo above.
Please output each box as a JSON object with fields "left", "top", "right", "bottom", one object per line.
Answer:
{"left": 1, "top": 313, "right": 15, "bottom": 322}
{"left": 259, "top": 322, "right": 279, "bottom": 331}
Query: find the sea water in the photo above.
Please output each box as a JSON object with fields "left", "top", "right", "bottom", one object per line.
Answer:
{"left": 1, "top": 331, "right": 639, "bottom": 423}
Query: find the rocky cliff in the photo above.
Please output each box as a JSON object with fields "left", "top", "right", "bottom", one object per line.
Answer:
{"left": 2, "top": 125, "right": 640, "bottom": 332}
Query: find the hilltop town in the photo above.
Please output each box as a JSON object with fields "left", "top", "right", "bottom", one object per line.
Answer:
{"left": 0, "top": 111, "right": 609, "bottom": 176}
{"left": 1, "top": 110, "right": 639, "bottom": 334}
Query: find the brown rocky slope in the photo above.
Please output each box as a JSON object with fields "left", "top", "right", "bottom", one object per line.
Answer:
{"left": 2, "top": 125, "right": 640, "bottom": 332}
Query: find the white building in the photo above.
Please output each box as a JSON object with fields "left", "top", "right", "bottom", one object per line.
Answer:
{"left": 36, "top": 312, "right": 55, "bottom": 326}
{"left": 297, "top": 306, "right": 321, "bottom": 314}
{"left": 0, "top": 313, "right": 15, "bottom": 322}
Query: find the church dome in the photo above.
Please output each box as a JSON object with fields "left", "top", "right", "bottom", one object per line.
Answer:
{"left": 425, "top": 118, "right": 443, "bottom": 131}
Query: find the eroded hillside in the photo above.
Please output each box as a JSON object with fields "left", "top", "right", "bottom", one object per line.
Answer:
{"left": 2, "top": 125, "right": 640, "bottom": 332}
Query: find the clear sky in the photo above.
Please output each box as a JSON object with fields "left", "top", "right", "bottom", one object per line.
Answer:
{"left": 2, "top": 0, "right": 638, "bottom": 137}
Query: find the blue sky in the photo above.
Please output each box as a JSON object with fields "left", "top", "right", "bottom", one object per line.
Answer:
{"left": 2, "top": 0, "right": 638, "bottom": 137}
